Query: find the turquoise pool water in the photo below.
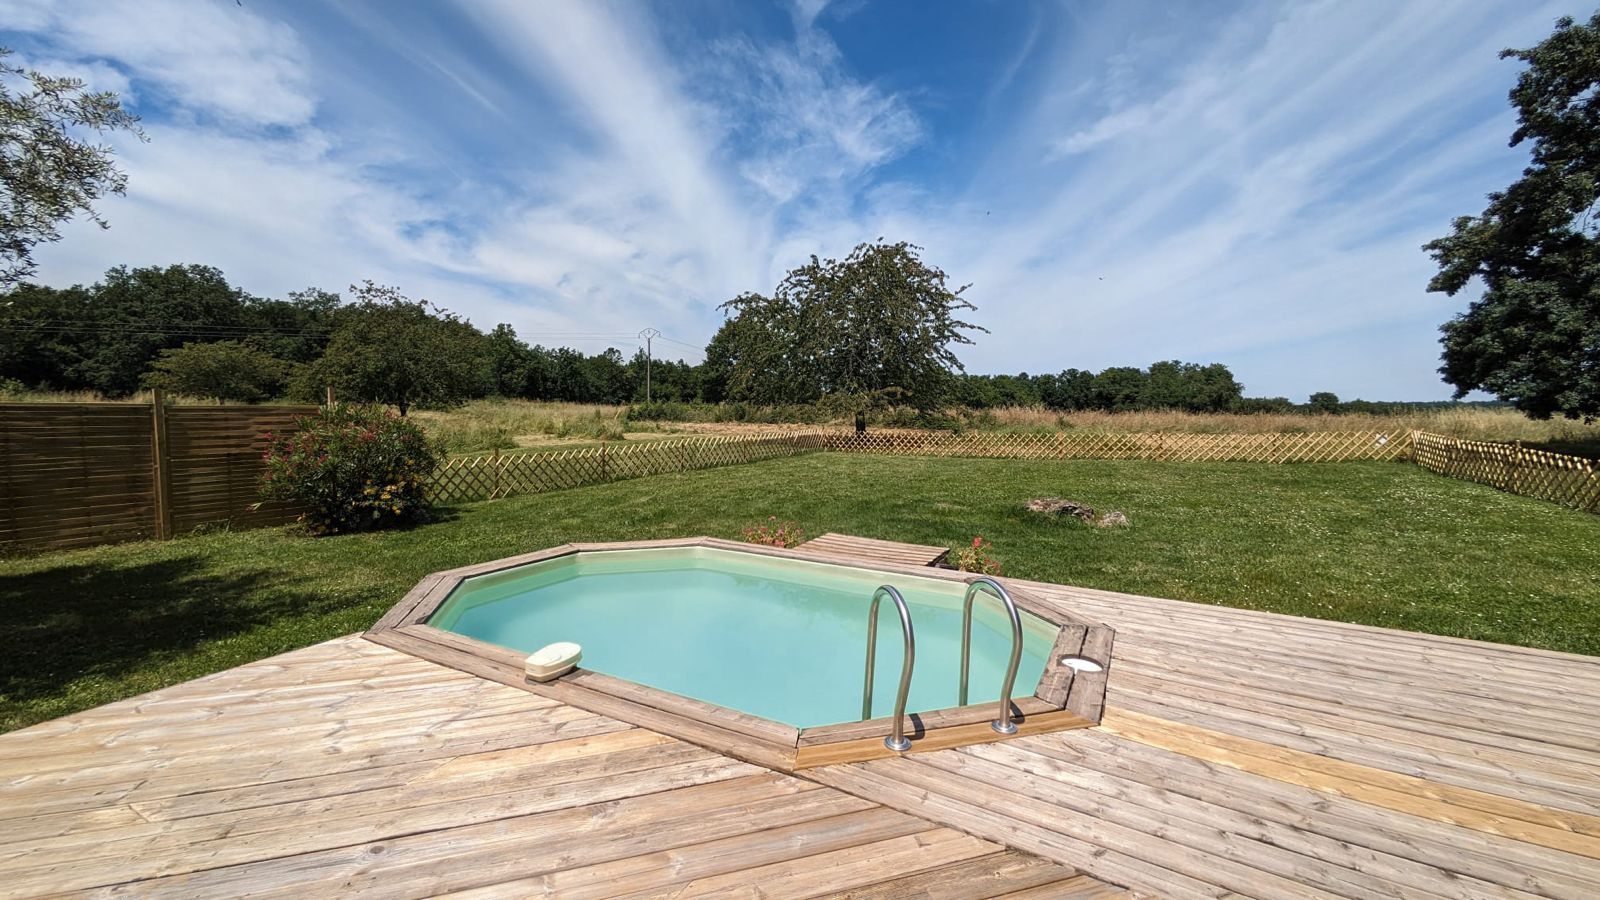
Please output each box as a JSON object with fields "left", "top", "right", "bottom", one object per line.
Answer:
{"left": 430, "top": 546, "right": 1054, "bottom": 728}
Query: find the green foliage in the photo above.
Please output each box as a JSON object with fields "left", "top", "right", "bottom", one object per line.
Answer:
{"left": 1425, "top": 14, "right": 1600, "bottom": 419}
{"left": 739, "top": 516, "right": 805, "bottom": 548}
{"left": 484, "top": 323, "right": 535, "bottom": 397}
{"left": 311, "top": 282, "right": 487, "bottom": 415}
{"left": 717, "top": 240, "right": 983, "bottom": 410}
{"left": 258, "top": 405, "right": 439, "bottom": 535}
{"left": 0, "top": 49, "right": 144, "bottom": 289}
{"left": 1309, "top": 391, "right": 1341, "bottom": 413}
{"left": 952, "top": 535, "right": 1003, "bottom": 575}
{"left": 141, "top": 340, "right": 291, "bottom": 403}
{"left": 951, "top": 363, "right": 1242, "bottom": 413}
{"left": 0, "top": 265, "right": 337, "bottom": 396}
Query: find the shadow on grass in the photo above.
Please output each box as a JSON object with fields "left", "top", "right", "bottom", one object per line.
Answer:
{"left": 0, "top": 553, "right": 349, "bottom": 709}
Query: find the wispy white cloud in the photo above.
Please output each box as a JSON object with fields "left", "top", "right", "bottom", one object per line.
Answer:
{"left": 710, "top": 27, "right": 922, "bottom": 204}
{"left": 5, "top": 0, "right": 313, "bottom": 127}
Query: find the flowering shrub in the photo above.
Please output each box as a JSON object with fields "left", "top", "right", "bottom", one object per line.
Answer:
{"left": 740, "top": 516, "right": 805, "bottom": 548}
{"left": 258, "top": 405, "right": 440, "bottom": 535}
{"left": 952, "top": 536, "right": 1002, "bottom": 575}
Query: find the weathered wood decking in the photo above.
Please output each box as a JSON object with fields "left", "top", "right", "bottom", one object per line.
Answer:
{"left": 810, "top": 579, "right": 1600, "bottom": 898}
{"left": 0, "top": 636, "right": 1114, "bottom": 898}
{"left": 2, "top": 536, "right": 1598, "bottom": 897}
{"left": 798, "top": 532, "right": 952, "bottom": 568}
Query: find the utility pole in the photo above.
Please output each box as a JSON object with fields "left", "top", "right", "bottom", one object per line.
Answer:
{"left": 638, "top": 328, "right": 660, "bottom": 402}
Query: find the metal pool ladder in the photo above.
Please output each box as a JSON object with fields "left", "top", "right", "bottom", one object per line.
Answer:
{"left": 861, "top": 585, "right": 916, "bottom": 751}
{"left": 959, "top": 576, "right": 1024, "bottom": 735}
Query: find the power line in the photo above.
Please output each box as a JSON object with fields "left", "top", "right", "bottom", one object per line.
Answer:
{"left": 655, "top": 335, "right": 704, "bottom": 351}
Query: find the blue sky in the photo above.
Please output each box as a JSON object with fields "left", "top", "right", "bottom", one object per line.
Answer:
{"left": 0, "top": 0, "right": 1574, "bottom": 400}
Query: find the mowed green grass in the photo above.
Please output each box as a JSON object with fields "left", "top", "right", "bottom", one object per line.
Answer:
{"left": 2, "top": 453, "right": 1597, "bottom": 731}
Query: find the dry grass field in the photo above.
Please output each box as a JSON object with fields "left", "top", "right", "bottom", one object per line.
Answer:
{"left": 964, "top": 405, "right": 1600, "bottom": 455}
{"left": 7, "top": 388, "right": 1596, "bottom": 458}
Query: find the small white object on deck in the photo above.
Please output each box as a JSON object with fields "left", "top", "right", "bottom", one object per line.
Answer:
{"left": 525, "top": 641, "right": 582, "bottom": 682}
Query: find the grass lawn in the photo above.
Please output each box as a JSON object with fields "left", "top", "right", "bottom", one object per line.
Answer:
{"left": 3, "top": 453, "right": 1597, "bottom": 732}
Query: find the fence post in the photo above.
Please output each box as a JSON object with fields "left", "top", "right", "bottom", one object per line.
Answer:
{"left": 324, "top": 385, "right": 335, "bottom": 408}
{"left": 1509, "top": 440, "right": 1522, "bottom": 494}
{"left": 492, "top": 447, "right": 502, "bottom": 498}
{"left": 150, "top": 388, "right": 174, "bottom": 540}
{"left": 600, "top": 442, "right": 609, "bottom": 481}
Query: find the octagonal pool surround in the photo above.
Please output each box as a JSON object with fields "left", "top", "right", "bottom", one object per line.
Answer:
{"left": 429, "top": 546, "right": 1055, "bottom": 729}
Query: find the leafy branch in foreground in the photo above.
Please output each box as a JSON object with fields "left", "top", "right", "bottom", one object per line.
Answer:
{"left": 0, "top": 48, "right": 145, "bottom": 289}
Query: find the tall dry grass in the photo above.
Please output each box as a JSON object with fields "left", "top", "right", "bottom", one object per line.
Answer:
{"left": 0, "top": 387, "right": 259, "bottom": 406}
{"left": 7, "top": 386, "right": 1596, "bottom": 458}
{"left": 963, "top": 406, "right": 1600, "bottom": 457}
{"left": 412, "top": 399, "right": 651, "bottom": 454}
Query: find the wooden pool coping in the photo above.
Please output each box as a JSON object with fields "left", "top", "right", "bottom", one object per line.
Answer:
{"left": 365, "top": 536, "right": 1114, "bottom": 771}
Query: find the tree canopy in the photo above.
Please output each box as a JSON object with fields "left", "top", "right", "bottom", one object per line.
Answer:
{"left": 310, "top": 283, "right": 487, "bottom": 415}
{"left": 0, "top": 49, "right": 143, "bottom": 289}
{"left": 1425, "top": 13, "right": 1600, "bottom": 419}
{"left": 0, "top": 264, "right": 335, "bottom": 396}
{"left": 0, "top": 256, "right": 1396, "bottom": 418}
{"left": 716, "top": 240, "right": 982, "bottom": 411}
{"left": 142, "top": 340, "right": 289, "bottom": 403}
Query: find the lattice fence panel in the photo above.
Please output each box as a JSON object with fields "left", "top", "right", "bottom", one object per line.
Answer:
{"left": 824, "top": 429, "right": 1411, "bottom": 463}
{"left": 1413, "top": 431, "right": 1600, "bottom": 512}
{"left": 430, "top": 430, "right": 829, "bottom": 504}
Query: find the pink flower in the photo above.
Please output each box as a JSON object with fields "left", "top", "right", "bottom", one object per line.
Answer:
{"left": 972, "top": 536, "right": 983, "bottom": 548}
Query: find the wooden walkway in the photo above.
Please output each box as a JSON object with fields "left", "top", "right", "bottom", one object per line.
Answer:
{"left": 0, "top": 636, "right": 1118, "bottom": 898}
{"left": 3, "top": 545, "right": 1599, "bottom": 897}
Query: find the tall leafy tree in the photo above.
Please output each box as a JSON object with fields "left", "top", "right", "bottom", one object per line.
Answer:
{"left": 718, "top": 240, "right": 982, "bottom": 410}
{"left": 0, "top": 49, "right": 144, "bottom": 289}
{"left": 142, "top": 340, "right": 290, "bottom": 403}
{"left": 483, "top": 323, "right": 535, "bottom": 397}
{"left": 1308, "top": 391, "right": 1342, "bottom": 414}
{"left": 312, "top": 282, "right": 487, "bottom": 415}
{"left": 1091, "top": 366, "right": 1147, "bottom": 411}
{"left": 1425, "top": 13, "right": 1600, "bottom": 419}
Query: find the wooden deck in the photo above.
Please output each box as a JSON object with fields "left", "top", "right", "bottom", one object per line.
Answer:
{"left": 3, "top": 540, "right": 1599, "bottom": 897}
{"left": 0, "top": 636, "right": 1117, "bottom": 898}
{"left": 798, "top": 532, "right": 952, "bottom": 567}
{"left": 809, "top": 579, "right": 1600, "bottom": 899}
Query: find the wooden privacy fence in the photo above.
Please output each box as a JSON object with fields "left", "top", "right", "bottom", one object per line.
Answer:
{"left": 1412, "top": 431, "right": 1600, "bottom": 512}
{"left": 430, "top": 431, "right": 830, "bottom": 503}
{"left": 826, "top": 428, "right": 1414, "bottom": 463}
{"left": 0, "top": 397, "right": 315, "bottom": 553}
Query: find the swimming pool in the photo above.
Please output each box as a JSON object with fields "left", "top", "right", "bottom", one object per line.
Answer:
{"left": 429, "top": 546, "right": 1056, "bottom": 728}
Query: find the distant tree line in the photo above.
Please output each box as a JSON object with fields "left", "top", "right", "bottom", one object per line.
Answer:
{"left": 1, "top": 261, "right": 1488, "bottom": 417}
{"left": 951, "top": 361, "right": 1242, "bottom": 412}
{"left": 0, "top": 264, "right": 695, "bottom": 410}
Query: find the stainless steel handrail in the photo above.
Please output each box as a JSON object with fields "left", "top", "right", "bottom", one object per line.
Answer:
{"left": 959, "top": 576, "right": 1024, "bottom": 735}
{"left": 862, "top": 585, "right": 916, "bottom": 751}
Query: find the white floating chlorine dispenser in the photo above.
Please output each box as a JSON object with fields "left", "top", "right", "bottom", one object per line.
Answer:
{"left": 524, "top": 642, "right": 582, "bottom": 682}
